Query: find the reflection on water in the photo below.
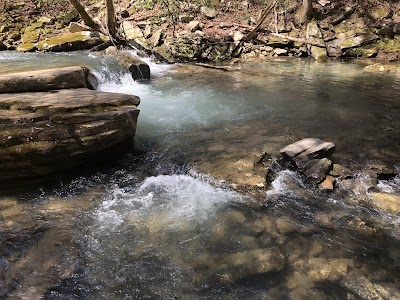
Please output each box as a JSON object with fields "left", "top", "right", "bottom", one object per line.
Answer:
{"left": 1, "top": 52, "right": 400, "bottom": 299}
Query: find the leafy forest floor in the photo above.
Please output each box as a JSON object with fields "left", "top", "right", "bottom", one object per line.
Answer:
{"left": 0, "top": 0, "right": 400, "bottom": 61}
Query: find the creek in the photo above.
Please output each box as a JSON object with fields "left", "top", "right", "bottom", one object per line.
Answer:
{"left": 0, "top": 51, "right": 400, "bottom": 299}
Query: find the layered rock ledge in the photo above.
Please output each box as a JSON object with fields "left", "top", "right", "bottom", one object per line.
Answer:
{"left": 0, "top": 68, "right": 140, "bottom": 182}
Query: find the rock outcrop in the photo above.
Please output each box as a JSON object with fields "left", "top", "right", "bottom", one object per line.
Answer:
{"left": 0, "top": 67, "right": 140, "bottom": 182}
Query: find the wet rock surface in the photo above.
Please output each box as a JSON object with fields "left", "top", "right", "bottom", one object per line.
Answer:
{"left": 0, "top": 88, "right": 140, "bottom": 181}
{"left": 280, "top": 138, "right": 335, "bottom": 184}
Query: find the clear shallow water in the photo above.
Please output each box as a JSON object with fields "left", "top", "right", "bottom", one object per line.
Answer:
{"left": 1, "top": 52, "right": 400, "bottom": 299}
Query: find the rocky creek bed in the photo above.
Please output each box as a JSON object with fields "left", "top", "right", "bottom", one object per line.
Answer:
{"left": 1, "top": 55, "right": 400, "bottom": 299}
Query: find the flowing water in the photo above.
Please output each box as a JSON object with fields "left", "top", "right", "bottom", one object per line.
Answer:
{"left": 1, "top": 51, "right": 400, "bottom": 299}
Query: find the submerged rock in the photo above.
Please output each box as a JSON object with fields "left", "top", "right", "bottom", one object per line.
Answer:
{"left": 195, "top": 248, "right": 285, "bottom": 284}
{"left": 369, "top": 192, "right": 400, "bottom": 214}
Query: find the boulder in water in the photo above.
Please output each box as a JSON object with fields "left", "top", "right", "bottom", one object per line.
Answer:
{"left": 105, "top": 46, "right": 150, "bottom": 81}
{"left": 280, "top": 138, "right": 335, "bottom": 184}
{"left": 280, "top": 138, "right": 335, "bottom": 161}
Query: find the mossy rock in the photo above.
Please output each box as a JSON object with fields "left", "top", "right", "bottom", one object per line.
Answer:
{"left": 37, "top": 31, "right": 104, "bottom": 52}
{"left": 311, "top": 46, "right": 328, "bottom": 61}
{"left": 21, "top": 30, "right": 40, "bottom": 44}
{"left": 16, "top": 43, "right": 37, "bottom": 52}
{"left": 338, "top": 32, "right": 379, "bottom": 50}
{"left": 371, "top": 38, "right": 400, "bottom": 53}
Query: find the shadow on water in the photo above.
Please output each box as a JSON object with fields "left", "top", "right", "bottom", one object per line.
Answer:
{"left": 1, "top": 53, "right": 400, "bottom": 299}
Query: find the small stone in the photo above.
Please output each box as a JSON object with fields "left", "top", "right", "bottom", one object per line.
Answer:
{"left": 364, "top": 63, "right": 387, "bottom": 73}
{"left": 276, "top": 218, "right": 299, "bottom": 234}
{"left": 68, "top": 22, "right": 91, "bottom": 33}
{"left": 274, "top": 48, "right": 288, "bottom": 55}
{"left": 368, "top": 164, "right": 398, "bottom": 180}
{"left": 21, "top": 30, "right": 40, "bottom": 44}
{"left": 210, "top": 248, "right": 285, "bottom": 283}
{"left": 37, "top": 16, "right": 54, "bottom": 25}
{"left": 310, "top": 46, "right": 328, "bottom": 61}
{"left": 319, "top": 175, "right": 336, "bottom": 190}
{"left": 219, "top": 22, "right": 234, "bottom": 29}
{"left": 200, "top": 6, "right": 217, "bottom": 19}
{"left": 233, "top": 31, "right": 244, "bottom": 43}
{"left": 338, "top": 33, "right": 379, "bottom": 50}
{"left": 341, "top": 275, "right": 386, "bottom": 300}
{"left": 188, "top": 20, "right": 200, "bottom": 32}
{"left": 317, "top": 0, "right": 330, "bottom": 6}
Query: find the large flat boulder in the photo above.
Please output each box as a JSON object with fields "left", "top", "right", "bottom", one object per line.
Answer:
{"left": 0, "top": 66, "right": 98, "bottom": 93}
{"left": 280, "top": 138, "right": 335, "bottom": 161}
{"left": 0, "top": 89, "right": 140, "bottom": 181}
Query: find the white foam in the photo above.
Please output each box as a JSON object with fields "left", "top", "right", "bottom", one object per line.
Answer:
{"left": 93, "top": 174, "right": 242, "bottom": 232}
{"left": 266, "top": 170, "right": 306, "bottom": 198}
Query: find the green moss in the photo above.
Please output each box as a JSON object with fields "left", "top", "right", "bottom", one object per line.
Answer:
{"left": 17, "top": 43, "right": 37, "bottom": 52}
{"left": 37, "top": 32, "right": 97, "bottom": 51}
{"left": 21, "top": 30, "right": 40, "bottom": 44}
{"left": 370, "top": 39, "right": 400, "bottom": 53}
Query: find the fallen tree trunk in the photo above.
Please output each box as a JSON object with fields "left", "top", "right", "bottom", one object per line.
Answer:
{"left": 106, "top": 46, "right": 150, "bottom": 80}
{"left": 0, "top": 66, "right": 98, "bottom": 93}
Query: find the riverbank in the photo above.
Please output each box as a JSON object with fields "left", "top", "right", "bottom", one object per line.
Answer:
{"left": 1, "top": 0, "right": 400, "bottom": 62}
